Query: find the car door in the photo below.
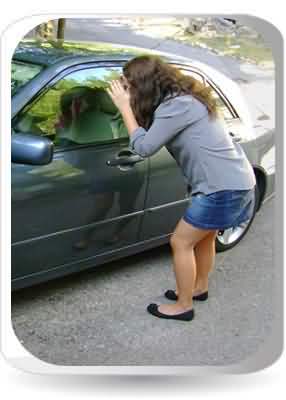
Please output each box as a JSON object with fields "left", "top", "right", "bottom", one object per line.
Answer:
{"left": 12, "top": 65, "right": 148, "bottom": 287}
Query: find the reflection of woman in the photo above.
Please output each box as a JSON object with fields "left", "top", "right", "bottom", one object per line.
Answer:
{"left": 55, "top": 86, "right": 98, "bottom": 145}
{"left": 55, "top": 86, "right": 128, "bottom": 144}
{"left": 59, "top": 87, "right": 144, "bottom": 250}
{"left": 107, "top": 55, "right": 256, "bottom": 322}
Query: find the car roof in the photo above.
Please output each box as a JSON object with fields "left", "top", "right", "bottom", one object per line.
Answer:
{"left": 12, "top": 40, "right": 252, "bottom": 128}
{"left": 12, "top": 39, "right": 190, "bottom": 66}
{"left": 11, "top": 39, "right": 230, "bottom": 90}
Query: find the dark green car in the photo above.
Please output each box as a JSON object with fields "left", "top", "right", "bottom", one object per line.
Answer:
{"left": 11, "top": 40, "right": 275, "bottom": 290}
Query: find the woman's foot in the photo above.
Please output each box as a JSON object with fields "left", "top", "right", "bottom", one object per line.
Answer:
{"left": 104, "top": 234, "right": 121, "bottom": 245}
{"left": 73, "top": 239, "right": 90, "bottom": 250}
{"left": 158, "top": 303, "right": 193, "bottom": 315}
{"left": 193, "top": 287, "right": 208, "bottom": 297}
{"left": 147, "top": 302, "right": 194, "bottom": 321}
{"left": 164, "top": 288, "right": 208, "bottom": 301}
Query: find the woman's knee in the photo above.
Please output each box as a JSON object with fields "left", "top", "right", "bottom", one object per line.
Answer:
{"left": 170, "top": 232, "right": 193, "bottom": 250}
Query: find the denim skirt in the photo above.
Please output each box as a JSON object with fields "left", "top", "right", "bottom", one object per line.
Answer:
{"left": 183, "top": 187, "right": 256, "bottom": 230}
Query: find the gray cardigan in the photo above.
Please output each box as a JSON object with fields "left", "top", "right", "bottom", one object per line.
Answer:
{"left": 129, "top": 94, "right": 256, "bottom": 195}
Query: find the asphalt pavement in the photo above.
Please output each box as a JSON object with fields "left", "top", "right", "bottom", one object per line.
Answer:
{"left": 11, "top": 197, "right": 274, "bottom": 366}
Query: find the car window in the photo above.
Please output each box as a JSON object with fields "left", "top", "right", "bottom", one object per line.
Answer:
{"left": 13, "top": 66, "right": 129, "bottom": 147}
{"left": 11, "top": 61, "right": 43, "bottom": 95}
{"left": 205, "top": 81, "right": 234, "bottom": 121}
{"left": 179, "top": 67, "right": 234, "bottom": 121}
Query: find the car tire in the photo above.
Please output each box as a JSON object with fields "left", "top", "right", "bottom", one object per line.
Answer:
{"left": 215, "top": 184, "right": 260, "bottom": 253}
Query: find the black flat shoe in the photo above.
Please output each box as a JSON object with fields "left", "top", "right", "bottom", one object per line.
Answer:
{"left": 164, "top": 290, "right": 208, "bottom": 302}
{"left": 147, "top": 303, "right": 194, "bottom": 321}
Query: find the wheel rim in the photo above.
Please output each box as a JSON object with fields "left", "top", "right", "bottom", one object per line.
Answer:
{"left": 216, "top": 219, "right": 250, "bottom": 246}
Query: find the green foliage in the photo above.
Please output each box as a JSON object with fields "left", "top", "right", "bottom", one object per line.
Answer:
{"left": 11, "top": 62, "right": 42, "bottom": 95}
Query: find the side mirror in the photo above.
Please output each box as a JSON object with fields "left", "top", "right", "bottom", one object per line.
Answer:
{"left": 11, "top": 133, "right": 54, "bottom": 165}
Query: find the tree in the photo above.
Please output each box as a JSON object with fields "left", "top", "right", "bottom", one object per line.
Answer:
{"left": 33, "top": 19, "right": 66, "bottom": 48}
{"left": 57, "top": 19, "right": 66, "bottom": 40}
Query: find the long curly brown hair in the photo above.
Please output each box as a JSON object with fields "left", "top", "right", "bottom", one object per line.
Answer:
{"left": 123, "top": 55, "right": 217, "bottom": 129}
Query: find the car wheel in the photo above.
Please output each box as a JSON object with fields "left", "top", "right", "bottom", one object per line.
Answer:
{"left": 215, "top": 184, "right": 260, "bottom": 252}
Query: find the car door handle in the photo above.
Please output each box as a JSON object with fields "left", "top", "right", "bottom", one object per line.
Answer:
{"left": 106, "top": 154, "right": 144, "bottom": 167}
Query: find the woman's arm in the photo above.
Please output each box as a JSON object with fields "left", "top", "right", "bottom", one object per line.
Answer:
{"left": 119, "top": 103, "right": 140, "bottom": 136}
{"left": 128, "top": 110, "right": 189, "bottom": 157}
{"left": 107, "top": 80, "right": 195, "bottom": 157}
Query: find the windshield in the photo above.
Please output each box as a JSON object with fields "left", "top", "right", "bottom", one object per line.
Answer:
{"left": 11, "top": 61, "right": 43, "bottom": 95}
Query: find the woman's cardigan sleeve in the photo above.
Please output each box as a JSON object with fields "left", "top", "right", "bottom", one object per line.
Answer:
{"left": 129, "top": 97, "right": 195, "bottom": 157}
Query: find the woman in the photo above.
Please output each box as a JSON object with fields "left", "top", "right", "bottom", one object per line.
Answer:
{"left": 107, "top": 55, "right": 256, "bottom": 322}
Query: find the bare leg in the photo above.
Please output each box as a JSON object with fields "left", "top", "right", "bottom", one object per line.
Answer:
{"left": 193, "top": 230, "right": 218, "bottom": 294}
{"left": 172, "top": 230, "right": 218, "bottom": 297}
{"left": 158, "top": 219, "right": 215, "bottom": 315}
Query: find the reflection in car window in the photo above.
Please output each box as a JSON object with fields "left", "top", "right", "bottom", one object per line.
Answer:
{"left": 13, "top": 67, "right": 129, "bottom": 147}
{"left": 11, "top": 61, "right": 43, "bottom": 95}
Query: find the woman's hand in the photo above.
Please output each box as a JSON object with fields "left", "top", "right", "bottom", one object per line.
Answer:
{"left": 107, "top": 79, "right": 139, "bottom": 136}
{"left": 107, "top": 80, "right": 131, "bottom": 112}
